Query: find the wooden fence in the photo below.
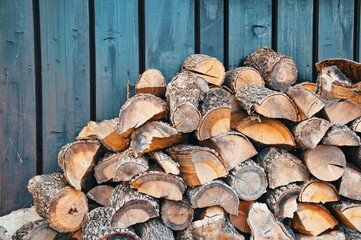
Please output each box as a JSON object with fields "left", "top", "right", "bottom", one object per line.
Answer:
{"left": 0, "top": 0, "right": 359, "bottom": 215}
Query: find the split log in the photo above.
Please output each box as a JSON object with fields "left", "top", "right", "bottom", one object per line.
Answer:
{"left": 299, "top": 180, "right": 339, "bottom": 203}
{"left": 76, "top": 118, "right": 129, "bottom": 152}
{"left": 257, "top": 147, "right": 309, "bottom": 189}
{"left": 82, "top": 207, "right": 140, "bottom": 240}
{"left": 201, "top": 130, "right": 257, "bottom": 171}
{"left": 350, "top": 117, "right": 361, "bottom": 133}
{"left": 130, "top": 121, "right": 186, "bottom": 157}
{"left": 118, "top": 93, "right": 168, "bottom": 138}
{"left": 161, "top": 200, "right": 193, "bottom": 231}
{"left": 338, "top": 164, "right": 361, "bottom": 201}
{"left": 58, "top": 140, "right": 100, "bottom": 191}
{"left": 330, "top": 199, "right": 361, "bottom": 232}
{"left": 167, "top": 144, "right": 227, "bottom": 187}
{"left": 181, "top": 54, "right": 225, "bottom": 85}
{"left": 148, "top": 151, "right": 180, "bottom": 175}
{"left": 197, "top": 87, "right": 231, "bottom": 140}
{"left": 266, "top": 183, "right": 302, "bottom": 220}
{"left": 224, "top": 67, "right": 264, "bottom": 92}
{"left": 286, "top": 85, "right": 324, "bottom": 120}
{"left": 299, "top": 82, "right": 318, "bottom": 93}
{"left": 229, "top": 201, "right": 255, "bottom": 233}
{"left": 323, "top": 99, "right": 361, "bottom": 125}
{"left": 166, "top": 71, "right": 208, "bottom": 133}
{"left": 236, "top": 84, "right": 300, "bottom": 122}
{"left": 230, "top": 110, "right": 248, "bottom": 129}
{"left": 67, "top": 230, "right": 83, "bottom": 240}
{"left": 293, "top": 118, "right": 332, "bottom": 149}
{"left": 130, "top": 171, "right": 186, "bottom": 200}
{"left": 93, "top": 153, "right": 118, "bottom": 184}
{"left": 135, "top": 69, "right": 166, "bottom": 97}
{"left": 27, "top": 173, "right": 88, "bottom": 232}
{"left": 228, "top": 160, "right": 268, "bottom": 201}
{"left": 316, "top": 58, "right": 361, "bottom": 83}
{"left": 187, "top": 180, "right": 239, "bottom": 215}
{"left": 234, "top": 116, "right": 296, "bottom": 146}
{"left": 221, "top": 216, "right": 246, "bottom": 240}
{"left": 134, "top": 218, "right": 175, "bottom": 240}
{"left": 303, "top": 145, "right": 346, "bottom": 182}
{"left": 292, "top": 203, "right": 338, "bottom": 236}
{"left": 322, "top": 124, "right": 360, "bottom": 146}
{"left": 296, "top": 231, "right": 345, "bottom": 240}
{"left": 244, "top": 46, "right": 297, "bottom": 91}
{"left": 113, "top": 149, "right": 149, "bottom": 182}
{"left": 247, "top": 202, "right": 294, "bottom": 240}
{"left": 109, "top": 184, "right": 159, "bottom": 228}
{"left": 86, "top": 185, "right": 113, "bottom": 207}
{"left": 12, "top": 220, "right": 58, "bottom": 240}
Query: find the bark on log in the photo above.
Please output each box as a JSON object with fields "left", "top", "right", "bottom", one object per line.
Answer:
{"left": 303, "top": 145, "right": 346, "bottom": 182}
{"left": 350, "top": 117, "right": 361, "bottom": 133}
{"left": 229, "top": 201, "right": 255, "bottom": 233}
{"left": 113, "top": 149, "right": 149, "bottom": 182}
{"left": 292, "top": 203, "right": 338, "bottom": 236}
{"left": 299, "top": 180, "right": 339, "bottom": 203}
{"left": 330, "top": 199, "right": 361, "bottom": 232}
{"left": 323, "top": 99, "right": 361, "bottom": 125}
{"left": 118, "top": 93, "right": 168, "bottom": 138}
{"left": 161, "top": 200, "right": 193, "bottom": 231}
{"left": 337, "top": 224, "right": 361, "bottom": 240}
{"left": 93, "top": 153, "right": 119, "bottom": 184}
{"left": 167, "top": 144, "right": 227, "bottom": 187}
{"left": 266, "top": 183, "right": 302, "bottom": 220}
{"left": 12, "top": 220, "right": 58, "bottom": 240}
{"left": 247, "top": 203, "right": 294, "bottom": 240}
{"left": 257, "top": 147, "right": 309, "bottom": 189}
{"left": 224, "top": 67, "right": 264, "bottom": 92}
{"left": 201, "top": 130, "right": 257, "bottom": 171}
{"left": 148, "top": 151, "right": 180, "bottom": 175}
{"left": 109, "top": 184, "right": 159, "bottom": 228}
{"left": 135, "top": 69, "right": 166, "bottom": 97}
{"left": 130, "top": 171, "right": 186, "bottom": 201}
{"left": 322, "top": 124, "right": 360, "bottom": 146}
{"left": 181, "top": 54, "right": 225, "bottom": 85}
{"left": 245, "top": 46, "right": 297, "bottom": 91}
{"left": 76, "top": 118, "right": 129, "bottom": 152}
{"left": 187, "top": 180, "right": 239, "bottom": 215}
{"left": 296, "top": 231, "right": 345, "bottom": 240}
{"left": 228, "top": 160, "right": 267, "bottom": 201}
{"left": 316, "top": 58, "right": 361, "bottom": 84}
{"left": 166, "top": 71, "right": 209, "bottom": 133}
{"left": 236, "top": 84, "right": 300, "bottom": 122}
{"left": 338, "top": 164, "right": 361, "bottom": 201}
{"left": 134, "top": 218, "right": 175, "bottom": 240}
{"left": 27, "top": 173, "right": 88, "bottom": 232}
{"left": 293, "top": 118, "right": 332, "bottom": 149}
{"left": 234, "top": 116, "right": 296, "bottom": 147}
{"left": 130, "top": 121, "right": 186, "bottom": 157}
{"left": 86, "top": 185, "right": 113, "bottom": 207}
{"left": 58, "top": 140, "right": 100, "bottom": 191}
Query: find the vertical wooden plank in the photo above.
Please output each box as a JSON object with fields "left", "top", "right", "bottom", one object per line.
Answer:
{"left": 358, "top": 0, "right": 361, "bottom": 61}
{"left": 199, "top": 0, "right": 224, "bottom": 62}
{"left": 145, "top": 0, "right": 195, "bottom": 81}
{"left": 40, "top": 0, "right": 90, "bottom": 173}
{"left": 318, "top": 0, "right": 354, "bottom": 60}
{"left": 95, "top": 0, "right": 139, "bottom": 121}
{"left": 0, "top": 0, "right": 36, "bottom": 214}
{"left": 277, "top": 0, "right": 313, "bottom": 82}
{"left": 228, "top": 0, "right": 272, "bottom": 69}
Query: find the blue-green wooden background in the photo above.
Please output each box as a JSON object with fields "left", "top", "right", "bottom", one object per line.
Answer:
{"left": 0, "top": 0, "right": 359, "bottom": 215}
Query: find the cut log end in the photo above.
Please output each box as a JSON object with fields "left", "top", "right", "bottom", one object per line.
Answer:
{"left": 299, "top": 180, "right": 339, "bottom": 204}
{"left": 196, "top": 107, "right": 231, "bottom": 140}
{"left": 171, "top": 104, "right": 201, "bottom": 133}
{"left": 135, "top": 69, "right": 166, "bottom": 97}
{"left": 161, "top": 200, "right": 193, "bottom": 231}
{"left": 224, "top": 66, "right": 264, "bottom": 92}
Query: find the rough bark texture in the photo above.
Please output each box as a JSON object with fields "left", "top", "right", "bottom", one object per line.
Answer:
{"left": 323, "top": 99, "right": 361, "bottom": 125}
{"left": 299, "top": 180, "right": 339, "bottom": 203}
{"left": 161, "top": 200, "right": 193, "bottom": 231}
{"left": 338, "top": 164, "right": 361, "bottom": 201}
{"left": 337, "top": 224, "right": 361, "bottom": 240}
{"left": 187, "top": 180, "right": 239, "bottom": 215}
{"left": 322, "top": 124, "right": 360, "bottom": 146}
{"left": 135, "top": 69, "right": 166, "bottom": 97}
{"left": 135, "top": 218, "right": 175, "bottom": 240}
{"left": 224, "top": 67, "right": 264, "bottom": 92}
{"left": 229, "top": 160, "right": 267, "bottom": 201}
{"left": 148, "top": 151, "right": 180, "bottom": 175}
{"left": 113, "top": 149, "right": 149, "bottom": 182}
{"left": 236, "top": 84, "right": 299, "bottom": 122}
{"left": 293, "top": 118, "right": 332, "bottom": 149}
{"left": 257, "top": 147, "right": 309, "bottom": 189}
{"left": 86, "top": 185, "right": 113, "bottom": 207}
{"left": 94, "top": 153, "right": 119, "bottom": 184}
{"left": 296, "top": 231, "right": 346, "bottom": 240}
{"left": 12, "top": 220, "right": 58, "bottom": 240}
{"left": 245, "top": 46, "right": 297, "bottom": 91}
{"left": 330, "top": 199, "right": 361, "bottom": 232}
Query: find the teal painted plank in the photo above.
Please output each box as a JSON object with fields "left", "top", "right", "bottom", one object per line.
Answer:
{"left": 277, "top": 0, "right": 313, "bottom": 82}
{"left": 318, "top": 0, "right": 354, "bottom": 60}
{"left": 199, "top": 0, "right": 224, "bottom": 62}
{"left": 95, "top": 0, "right": 139, "bottom": 121}
{"left": 40, "top": 0, "right": 90, "bottom": 173}
{"left": 228, "top": 0, "right": 272, "bottom": 69}
{"left": 0, "top": 0, "right": 36, "bottom": 214}
{"left": 145, "top": 0, "right": 195, "bottom": 81}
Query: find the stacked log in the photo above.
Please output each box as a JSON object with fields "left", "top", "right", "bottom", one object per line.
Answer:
{"left": 9, "top": 49, "right": 361, "bottom": 240}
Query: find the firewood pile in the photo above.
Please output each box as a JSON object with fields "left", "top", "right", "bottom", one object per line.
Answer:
{"left": 11, "top": 46, "right": 361, "bottom": 240}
